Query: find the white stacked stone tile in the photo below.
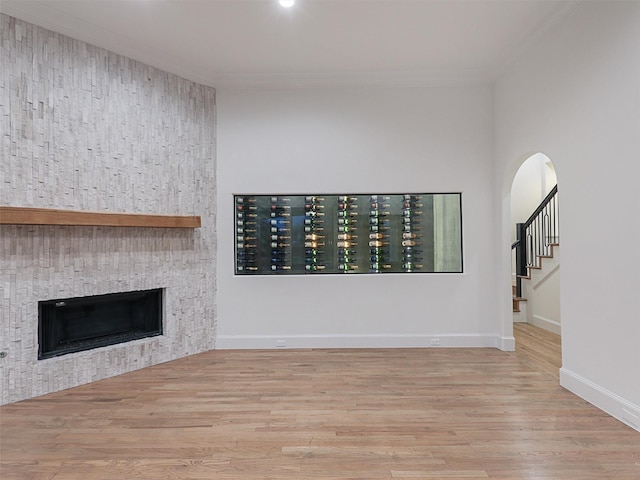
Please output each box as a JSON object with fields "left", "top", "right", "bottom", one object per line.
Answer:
{"left": 0, "top": 14, "right": 217, "bottom": 405}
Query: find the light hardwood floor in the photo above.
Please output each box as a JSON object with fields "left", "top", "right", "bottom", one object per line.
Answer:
{"left": 1, "top": 324, "right": 638, "bottom": 479}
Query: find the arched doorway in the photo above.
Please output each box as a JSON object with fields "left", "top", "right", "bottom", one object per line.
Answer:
{"left": 510, "top": 153, "right": 561, "bottom": 346}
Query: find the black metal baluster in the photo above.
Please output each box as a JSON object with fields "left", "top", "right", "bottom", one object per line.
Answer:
{"left": 511, "top": 185, "right": 559, "bottom": 297}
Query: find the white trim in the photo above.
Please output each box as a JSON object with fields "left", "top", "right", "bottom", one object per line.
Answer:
{"left": 560, "top": 367, "right": 640, "bottom": 432}
{"left": 529, "top": 315, "right": 561, "bottom": 335}
{"left": 498, "top": 336, "right": 516, "bottom": 352}
{"left": 512, "top": 313, "right": 527, "bottom": 323}
{"left": 212, "top": 69, "right": 492, "bottom": 90}
{"left": 216, "top": 334, "right": 502, "bottom": 350}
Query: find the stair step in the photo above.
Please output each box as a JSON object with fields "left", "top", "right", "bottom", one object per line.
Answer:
{"left": 521, "top": 244, "right": 559, "bottom": 273}
{"left": 512, "top": 296, "right": 527, "bottom": 313}
{"left": 513, "top": 243, "right": 559, "bottom": 314}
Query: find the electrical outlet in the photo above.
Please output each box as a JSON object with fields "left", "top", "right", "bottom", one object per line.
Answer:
{"left": 430, "top": 338, "right": 440, "bottom": 346}
{"left": 276, "top": 340, "right": 286, "bottom": 348}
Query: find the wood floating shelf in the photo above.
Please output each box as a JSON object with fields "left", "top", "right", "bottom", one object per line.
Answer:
{"left": 0, "top": 206, "right": 201, "bottom": 228}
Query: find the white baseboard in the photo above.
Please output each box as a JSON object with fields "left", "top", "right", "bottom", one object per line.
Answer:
{"left": 499, "top": 335, "right": 515, "bottom": 352}
{"left": 529, "top": 315, "right": 561, "bottom": 335}
{"left": 512, "top": 310, "right": 527, "bottom": 323}
{"left": 560, "top": 367, "right": 640, "bottom": 432}
{"left": 216, "top": 333, "right": 504, "bottom": 350}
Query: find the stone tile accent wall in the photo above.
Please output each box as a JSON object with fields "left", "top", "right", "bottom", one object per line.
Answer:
{"left": 0, "top": 14, "right": 216, "bottom": 404}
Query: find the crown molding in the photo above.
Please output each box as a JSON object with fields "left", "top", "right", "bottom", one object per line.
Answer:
{"left": 210, "top": 68, "right": 494, "bottom": 90}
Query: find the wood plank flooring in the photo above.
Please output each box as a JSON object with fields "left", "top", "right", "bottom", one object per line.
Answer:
{"left": 513, "top": 323, "right": 562, "bottom": 380}
{"left": 2, "top": 325, "right": 639, "bottom": 479}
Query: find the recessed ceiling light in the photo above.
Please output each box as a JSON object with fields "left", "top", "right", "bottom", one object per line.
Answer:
{"left": 279, "top": 0, "right": 295, "bottom": 7}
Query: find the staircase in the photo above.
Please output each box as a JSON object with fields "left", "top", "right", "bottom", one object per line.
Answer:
{"left": 512, "top": 283, "right": 526, "bottom": 314}
{"left": 513, "top": 244, "right": 561, "bottom": 332}
{"left": 512, "top": 185, "right": 560, "bottom": 333}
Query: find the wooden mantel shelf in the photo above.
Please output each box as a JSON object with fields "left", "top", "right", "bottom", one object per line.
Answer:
{"left": 0, "top": 206, "right": 201, "bottom": 228}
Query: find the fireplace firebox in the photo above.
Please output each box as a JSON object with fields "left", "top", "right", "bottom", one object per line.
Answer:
{"left": 38, "top": 289, "right": 163, "bottom": 360}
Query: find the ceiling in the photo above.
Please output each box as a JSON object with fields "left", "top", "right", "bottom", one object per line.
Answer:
{"left": 1, "top": 0, "right": 579, "bottom": 89}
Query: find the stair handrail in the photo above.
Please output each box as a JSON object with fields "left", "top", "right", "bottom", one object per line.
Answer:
{"left": 512, "top": 184, "right": 558, "bottom": 298}
{"left": 523, "top": 184, "right": 558, "bottom": 227}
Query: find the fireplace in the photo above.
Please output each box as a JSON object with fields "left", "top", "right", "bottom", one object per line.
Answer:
{"left": 38, "top": 289, "right": 163, "bottom": 360}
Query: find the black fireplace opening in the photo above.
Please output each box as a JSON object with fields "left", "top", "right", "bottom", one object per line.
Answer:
{"left": 38, "top": 289, "right": 163, "bottom": 360}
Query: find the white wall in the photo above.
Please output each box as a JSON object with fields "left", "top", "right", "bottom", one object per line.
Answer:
{"left": 495, "top": 2, "right": 640, "bottom": 430}
{"left": 522, "top": 246, "right": 561, "bottom": 334}
{"left": 216, "top": 86, "right": 507, "bottom": 349}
